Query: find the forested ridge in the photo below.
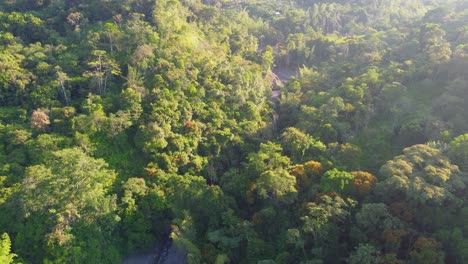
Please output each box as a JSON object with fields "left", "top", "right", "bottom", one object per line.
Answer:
{"left": 0, "top": 0, "right": 467, "bottom": 263}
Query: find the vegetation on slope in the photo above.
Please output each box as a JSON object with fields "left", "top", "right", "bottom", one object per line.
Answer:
{"left": 0, "top": 0, "right": 467, "bottom": 263}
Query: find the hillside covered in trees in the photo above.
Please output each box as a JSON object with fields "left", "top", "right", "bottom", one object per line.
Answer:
{"left": 0, "top": 0, "right": 467, "bottom": 263}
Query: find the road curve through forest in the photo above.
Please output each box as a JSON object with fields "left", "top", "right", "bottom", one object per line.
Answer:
{"left": 122, "top": 233, "right": 187, "bottom": 264}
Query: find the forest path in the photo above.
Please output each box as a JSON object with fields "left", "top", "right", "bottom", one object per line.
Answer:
{"left": 122, "top": 231, "right": 186, "bottom": 264}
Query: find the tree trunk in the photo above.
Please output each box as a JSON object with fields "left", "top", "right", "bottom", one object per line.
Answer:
{"left": 59, "top": 80, "right": 69, "bottom": 105}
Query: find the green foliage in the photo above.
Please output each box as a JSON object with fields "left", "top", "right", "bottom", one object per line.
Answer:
{"left": 20, "top": 148, "right": 116, "bottom": 215}
{"left": 120, "top": 177, "right": 167, "bottom": 253}
{"left": 435, "top": 228, "right": 468, "bottom": 263}
{"left": 0, "top": 0, "right": 466, "bottom": 263}
{"left": 281, "top": 127, "right": 326, "bottom": 163}
{"left": 320, "top": 168, "right": 354, "bottom": 194}
{"left": 409, "top": 237, "right": 445, "bottom": 264}
{"left": 348, "top": 244, "right": 379, "bottom": 264}
{"left": 18, "top": 148, "right": 120, "bottom": 263}
{"left": 248, "top": 142, "right": 291, "bottom": 175}
{"left": 378, "top": 144, "right": 466, "bottom": 207}
{"left": 0, "top": 233, "right": 16, "bottom": 264}
{"left": 448, "top": 134, "right": 468, "bottom": 171}
{"left": 353, "top": 203, "right": 404, "bottom": 244}
{"left": 256, "top": 169, "right": 297, "bottom": 204}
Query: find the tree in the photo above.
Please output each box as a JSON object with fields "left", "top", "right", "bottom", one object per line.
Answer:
{"left": 0, "top": 45, "right": 33, "bottom": 105}
{"left": 120, "top": 178, "right": 167, "bottom": 253}
{"left": 256, "top": 169, "right": 297, "bottom": 204}
{"left": 351, "top": 171, "right": 377, "bottom": 199}
{"left": 0, "top": 233, "right": 16, "bottom": 264}
{"left": 435, "top": 228, "right": 468, "bottom": 263}
{"left": 18, "top": 148, "right": 119, "bottom": 263}
{"left": 247, "top": 142, "right": 291, "bottom": 175}
{"left": 433, "top": 78, "right": 468, "bottom": 134}
{"left": 30, "top": 109, "right": 50, "bottom": 130}
{"left": 301, "top": 194, "right": 353, "bottom": 257}
{"left": 448, "top": 134, "right": 468, "bottom": 171}
{"left": 26, "top": 133, "right": 70, "bottom": 163}
{"left": 409, "top": 237, "right": 445, "bottom": 264}
{"left": 348, "top": 244, "right": 379, "bottom": 264}
{"left": 320, "top": 168, "right": 354, "bottom": 194}
{"left": 120, "top": 88, "right": 143, "bottom": 121}
{"left": 376, "top": 144, "right": 467, "bottom": 231}
{"left": 72, "top": 94, "right": 107, "bottom": 134}
{"left": 124, "top": 65, "right": 146, "bottom": 97}
{"left": 55, "top": 67, "right": 70, "bottom": 105}
{"left": 301, "top": 202, "right": 331, "bottom": 246}
{"left": 328, "top": 143, "right": 362, "bottom": 170}
{"left": 354, "top": 203, "right": 404, "bottom": 243}
{"left": 66, "top": 12, "right": 83, "bottom": 35}
{"left": 419, "top": 23, "right": 452, "bottom": 65}
{"left": 281, "top": 127, "right": 326, "bottom": 163}
{"left": 102, "top": 22, "right": 122, "bottom": 54}
{"left": 377, "top": 144, "right": 466, "bottom": 207}
{"left": 83, "top": 50, "right": 121, "bottom": 95}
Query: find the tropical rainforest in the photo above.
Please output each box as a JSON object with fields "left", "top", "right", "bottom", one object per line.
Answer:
{"left": 0, "top": 0, "right": 467, "bottom": 263}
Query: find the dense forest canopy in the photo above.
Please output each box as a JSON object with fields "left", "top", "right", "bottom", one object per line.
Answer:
{"left": 0, "top": 0, "right": 467, "bottom": 263}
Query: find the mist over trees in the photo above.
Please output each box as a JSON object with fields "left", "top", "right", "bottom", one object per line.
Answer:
{"left": 0, "top": 0, "right": 467, "bottom": 263}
